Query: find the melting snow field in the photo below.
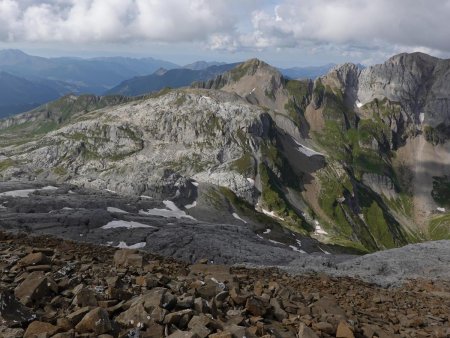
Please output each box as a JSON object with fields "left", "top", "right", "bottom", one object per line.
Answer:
{"left": 116, "top": 242, "right": 146, "bottom": 249}
{"left": 314, "top": 224, "right": 328, "bottom": 235}
{"left": 232, "top": 212, "right": 247, "bottom": 223}
{"left": 139, "top": 200, "right": 196, "bottom": 220}
{"left": 294, "top": 140, "right": 323, "bottom": 157}
{"left": 0, "top": 186, "right": 58, "bottom": 198}
{"left": 261, "top": 208, "right": 285, "bottom": 221}
{"left": 107, "top": 207, "right": 129, "bottom": 214}
{"left": 185, "top": 201, "right": 197, "bottom": 209}
{"left": 101, "top": 220, "right": 155, "bottom": 229}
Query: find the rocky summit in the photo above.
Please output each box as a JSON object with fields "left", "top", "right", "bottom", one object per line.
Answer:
{"left": 0, "top": 232, "right": 449, "bottom": 338}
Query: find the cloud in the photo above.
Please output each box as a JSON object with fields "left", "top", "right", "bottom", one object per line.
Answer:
{"left": 239, "top": 0, "right": 450, "bottom": 54}
{"left": 0, "top": 0, "right": 258, "bottom": 43}
{"left": 1, "top": 0, "right": 450, "bottom": 60}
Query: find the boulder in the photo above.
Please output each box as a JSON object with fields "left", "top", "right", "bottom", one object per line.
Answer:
{"left": 0, "top": 290, "right": 35, "bottom": 327}
{"left": 336, "top": 321, "right": 355, "bottom": 338}
{"left": 245, "top": 296, "right": 268, "bottom": 316}
{"left": 75, "top": 307, "right": 112, "bottom": 334}
{"left": 18, "top": 252, "right": 50, "bottom": 267}
{"left": 23, "top": 321, "right": 61, "bottom": 338}
{"left": 14, "top": 271, "right": 53, "bottom": 305}
{"left": 113, "top": 249, "right": 144, "bottom": 268}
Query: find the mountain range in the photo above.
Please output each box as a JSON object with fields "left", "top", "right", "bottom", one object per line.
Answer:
{"left": 0, "top": 49, "right": 334, "bottom": 118}
{"left": 1, "top": 52, "right": 449, "bottom": 253}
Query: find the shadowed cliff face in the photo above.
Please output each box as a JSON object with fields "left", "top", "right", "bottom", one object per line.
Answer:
{"left": 0, "top": 53, "right": 449, "bottom": 253}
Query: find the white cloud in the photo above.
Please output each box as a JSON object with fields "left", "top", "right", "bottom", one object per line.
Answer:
{"left": 1, "top": 0, "right": 450, "bottom": 60}
{"left": 240, "top": 0, "right": 450, "bottom": 54}
{"left": 0, "top": 0, "right": 256, "bottom": 43}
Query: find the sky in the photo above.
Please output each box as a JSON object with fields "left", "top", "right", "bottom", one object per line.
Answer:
{"left": 0, "top": 0, "right": 449, "bottom": 67}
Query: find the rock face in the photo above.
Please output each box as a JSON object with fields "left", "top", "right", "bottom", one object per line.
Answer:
{"left": 0, "top": 231, "right": 449, "bottom": 338}
{"left": 358, "top": 53, "right": 450, "bottom": 126}
{"left": 1, "top": 53, "right": 449, "bottom": 252}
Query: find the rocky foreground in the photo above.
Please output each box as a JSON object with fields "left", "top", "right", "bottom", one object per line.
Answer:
{"left": 0, "top": 232, "right": 449, "bottom": 338}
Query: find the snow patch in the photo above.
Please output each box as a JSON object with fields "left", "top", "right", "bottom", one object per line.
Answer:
{"left": 314, "top": 224, "right": 328, "bottom": 235}
{"left": 117, "top": 242, "right": 146, "bottom": 249}
{"left": 232, "top": 212, "right": 247, "bottom": 223}
{"left": 419, "top": 113, "right": 425, "bottom": 123}
{"left": 263, "top": 229, "right": 271, "bottom": 234}
{"left": 356, "top": 101, "right": 363, "bottom": 108}
{"left": 269, "top": 239, "right": 284, "bottom": 246}
{"left": 139, "top": 200, "right": 196, "bottom": 220}
{"left": 437, "top": 207, "right": 446, "bottom": 213}
{"left": 289, "top": 245, "right": 306, "bottom": 253}
{"left": 191, "top": 181, "right": 199, "bottom": 187}
{"left": 140, "top": 195, "right": 153, "bottom": 199}
{"left": 261, "top": 208, "right": 285, "bottom": 221}
{"left": 0, "top": 186, "right": 58, "bottom": 198}
{"left": 318, "top": 246, "right": 331, "bottom": 255}
{"left": 107, "top": 207, "right": 129, "bottom": 214}
{"left": 104, "top": 189, "right": 116, "bottom": 194}
{"left": 102, "top": 220, "right": 155, "bottom": 229}
{"left": 185, "top": 201, "right": 197, "bottom": 209}
{"left": 294, "top": 140, "right": 323, "bottom": 157}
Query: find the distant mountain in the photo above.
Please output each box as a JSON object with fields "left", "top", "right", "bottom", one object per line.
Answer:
{"left": 0, "top": 72, "right": 62, "bottom": 118}
{"left": 106, "top": 63, "right": 239, "bottom": 96}
{"left": 0, "top": 49, "right": 179, "bottom": 94}
{"left": 183, "top": 61, "right": 226, "bottom": 70}
{"left": 279, "top": 63, "right": 336, "bottom": 79}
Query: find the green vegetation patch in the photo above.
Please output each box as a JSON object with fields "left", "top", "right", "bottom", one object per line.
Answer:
{"left": 429, "top": 213, "right": 450, "bottom": 240}
{"left": 0, "top": 158, "right": 15, "bottom": 172}
{"left": 364, "top": 201, "right": 396, "bottom": 248}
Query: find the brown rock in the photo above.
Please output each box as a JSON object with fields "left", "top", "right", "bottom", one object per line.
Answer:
{"left": 0, "top": 327, "right": 25, "bottom": 338}
{"left": 245, "top": 296, "right": 268, "bottom": 317}
{"left": 164, "top": 309, "right": 194, "bottom": 327}
{"left": 18, "top": 252, "right": 50, "bottom": 267}
{"left": 189, "top": 264, "right": 233, "bottom": 283}
{"left": 336, "top": 321, "right": 355, "bottom": 338}
{"left": 23, "top": 321, "right": 61, "bottom": 338}
{"left": 52, "top": 332, "right": 75, "bottom": 338}
{"left": 115, "top": 302, "right": 153, "bottom": 328}
{"left": 75, "top": 307, "right": 112, "bottom": 334}
{"left": 270, "top": 298, "right": 288, "bottom": 321}
{"left": 14, "top": 271, "right": 52, "bottom": 305}
{"left": 297, "top": 323, "right": 319, "bottom": 338}
{"left": 56, "top": 318, "right": 73, "bottom": 331}
{"left": 66, "top": 307, "right": 90, "bottom": 325}
{"left": 26, "top": 265, "right": 52, "bottom": 272}
{"left": 167, "top": 331, "right": 199, "bottom": 338}
{"left": 141, "top": 322, "right": 165, "bottom": 338}
{"left": 311, "top": 297, "right": 346, "bottom": 317}
{"left": 209, "top": 332, "right": 233, "bottom": 338}
{"left": 75, "top": 288, "right": 98, "bottom": 307}
{"left": 229, "top": 288, "right": 249, "bottom": 305}
{"left": 113, "top": 249, "right": 144, "bottom": 268}
{"left": 313, "top": 322, "right": 335, "bottom": 335}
